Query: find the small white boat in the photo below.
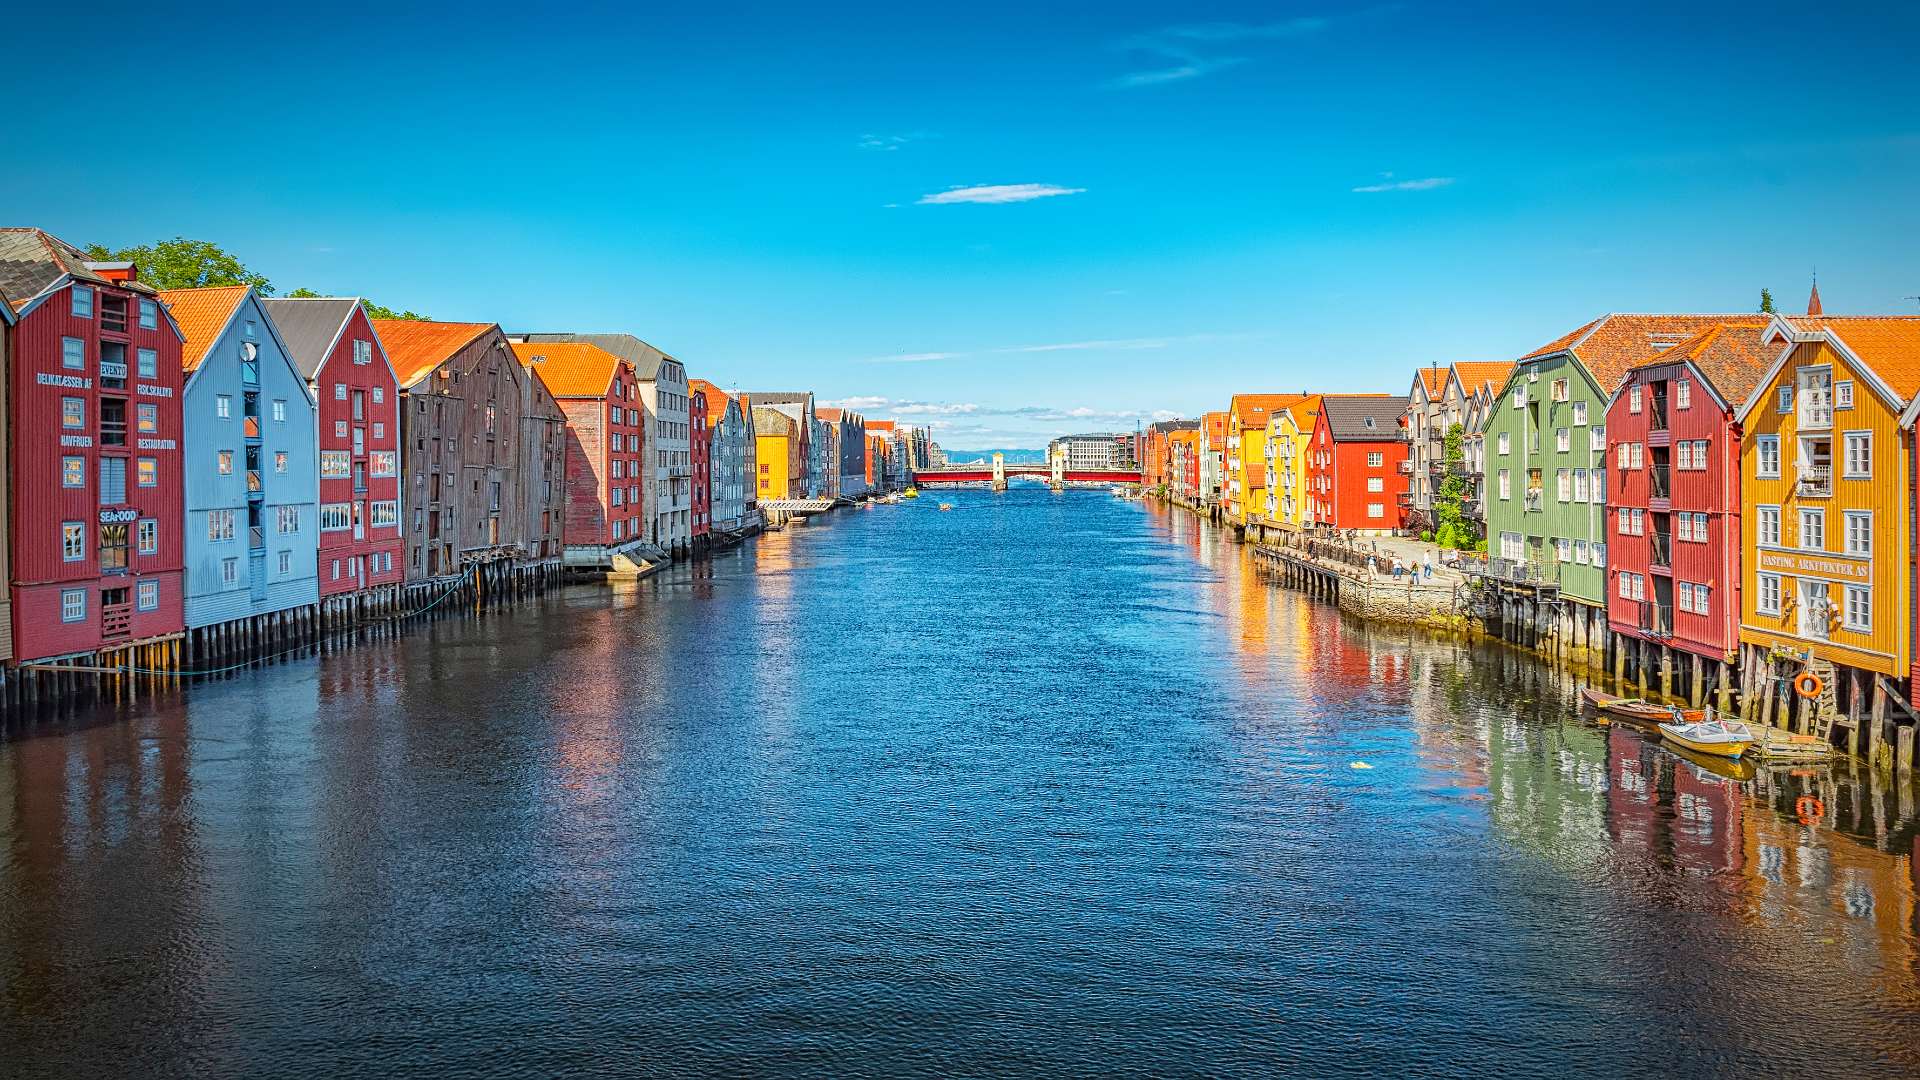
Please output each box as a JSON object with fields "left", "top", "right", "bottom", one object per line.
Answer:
{"left": 1657, "top": 717, "right": 1756, "bottom": 759}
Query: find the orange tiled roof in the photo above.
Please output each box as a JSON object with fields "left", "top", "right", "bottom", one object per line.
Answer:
{"left": 1228, "top": 393, "right": 1309, "bottom": 427}
{"left": 1783, "top": 315, "right": 1920, "bottom": 400}
{"left": 689, "top": 378, "right": 731, "bottom": 426}
{"left": 373, "top": 320, "right": 494, "bottom": 386}
{"left": 509, "top": 341, "right": 623, "bottom": 399}
{"left": 1282, "top": 393, "right": 1324, "bottom": 432}
{"left": 816, "top": 407, "right": 843, "bottom": 422}
{"left": 1414, "top": 366, "right": 1448, "bottom": 398}
{"left": 1628, "top": 319, "right": 1772, "bottom": 405}
{"left": 866, "top": 418, "right": 896, "bottom": 433}
{"left": 1202, "top": 410, "right": 1229, "bottom": 438}
{"left": 1167, "top": 428, "right": 1199, "bottom": 446}
{"left": 1520, "top": 314, "right": 1753, "bottom": 393}
{"left": 158, "top": 285, "right": 250, "bottom": 372}
{"left": 1451, "top": 360, "right": 1515, "bottom": 396}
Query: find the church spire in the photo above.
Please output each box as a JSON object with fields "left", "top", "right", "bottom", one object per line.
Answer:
{"left": 1807, "top": 273, "right": 1823, "bottom": 316}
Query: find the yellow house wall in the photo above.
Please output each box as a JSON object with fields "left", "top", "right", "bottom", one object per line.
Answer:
{"left": 1238, "top": 424, "right": 1271, "bottom": 524}
{"left": 1739, "top": 340, "right": 1910, "bottom": 677}
{"left": 756, "top": 435, "right": 792, "bottom": 501}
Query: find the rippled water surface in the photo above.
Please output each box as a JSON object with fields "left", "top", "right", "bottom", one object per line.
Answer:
{"left": 3, "top": 487, "right": 1918, "bottom": 1078}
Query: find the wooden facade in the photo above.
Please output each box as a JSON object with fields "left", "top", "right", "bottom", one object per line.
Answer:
{"left": 1306, "top": 395, "right": 1410, "bottom": 534}
{"left": 510, "top": 342, "right": 644, "bottom": 557}
{"left": 520, "top": 366, "right": 568, "bottom": 564}
{"left": 690, "top": 387, "right": 710, "bottom": 538}
{"left": 3, "top": 234, "right": 186, "bottom": 663}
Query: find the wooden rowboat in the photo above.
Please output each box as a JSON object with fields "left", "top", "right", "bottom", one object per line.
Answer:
{"left": 1578, "top": 688, "right": 1705, "bottom": 725}
{"left": 1658, "top": 718, "right": 1755, "bottom": 760}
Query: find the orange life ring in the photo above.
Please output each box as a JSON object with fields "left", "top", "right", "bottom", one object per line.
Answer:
{"left": 1795, "top": 795, "right": 1825, "bottom": 825}
{"left": 1793, "top": 672, "right": 1823, "bottom": 700}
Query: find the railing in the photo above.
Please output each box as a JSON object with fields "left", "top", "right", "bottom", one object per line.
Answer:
{"left": 101, "top": 603, "right": 131, "bottom": 640}
{"left": 100, "top": 420, "right": 127, "bottom": 447}
{"left": 101, "top": 301, "right": 128, "bottom": 334}
{"left": 1428, "top": 460, "right": 1446, "bottom": 474}
{"left": 1650, "top": 464, "right": 1670, "bottom": 499}
{"left": 1398, "top": 460, "right": 1415, "bottom": 474}
{"left": 1524, "top": 490, "right": 1543, "bottom": 512}
{"left": 250, "top": 525, "right": 265, "bottom": 550}
{"left": 1649, "top": 531, "right": 1672, "bottom": 568}
{"left": 1482, "top": 556, "right": 1557, "bottom": 586}
{"left": 1797, "top": 465, "right": 1832, "bottom": 498}
{"left": 1638, "top": 600, "right": 1673, "bottom": 638}
{"left": 1799, "top": 390, "right": 1833, "bottom": 430}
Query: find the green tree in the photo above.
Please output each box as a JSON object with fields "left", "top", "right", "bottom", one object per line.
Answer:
{"left": 1760, "top": 287, "right": 1775, "bottom": 314}
{"left": 286, "top": 289, "right": 430, "bottom": 321}
{"left": 84, "top": 237, "right": 273, "bottom": 293}
{"left": 1431, "top": 422, "right": 1473, "bottom": 549}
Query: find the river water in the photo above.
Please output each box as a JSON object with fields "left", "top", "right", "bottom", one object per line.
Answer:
{"left": 2, "top": 487, "right": 1916, "bottom": 1078}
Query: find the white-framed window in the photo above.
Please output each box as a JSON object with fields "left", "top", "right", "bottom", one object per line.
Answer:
{"left": 222, "top": 558, "right": 239, "bottom": 586}
{"left": 1616, "top": 443, "right": 1631, "bottom": 469}
{"left": 1677, "top": 582, "right": 1693, "bottom": 613}
{"left": 372, "top": 386, "right": 384, "bottom": 404}
{"left": 71, "top": 285, "right": 93, "bottom": 318}
{"left": 1552, "top": 378, "right": 1569, "bottom": 402}
{"left": 334, "top": 420, "right": 348, "bottom": 438}
{"left": 1757, "top": 505, "right": 1781, "bottom": 546}
{"left": 1556, "top": 537, "right": 1572, "bottom": 562}
{"left": 1572, "top": 469, "right": 1589, "bottom": 502}
{"left": 1834, "top": 381, "right": 1853, "bottom": 409}
{"left": 1574, "top": 539, "right": 1589, "bottom": 564}
{"left": 1631, "top": 508, "right": 1645, "bottom": 535}
{"left": 1755, "top": 436, "right": 1780, "bottom": 478}
{"left": 334, "top": 383, "right": 348, "bottom": 400}
{"left": 331, "top": 559, "right": 341, "bottom": 581}
{"left": 1674, "top": 380, "right": 1690, "bottom": 409}
{"left": 353, "top": 339, "right": 372, "bottom": 365}
{"left": 1498, "top": 469, "right": 1511, "bottom": 500}
{"left": 136, "top": 579, "right": 159, "bottom": 611}
{"left": 138, "top": 518, "right": 157, "bottom": 554}
{"left": 1497, "top": 431, "right": 1510, "bottom": 455}
{"left": 1757, "top": 573, "right": 1781, "bottom": 615}
{"left": 137, "top": 298, "right": 158, "bottom": 329}
{"left": 370, "top": 500, "right": 399, "bottom": 528}
{"left": 208, "top": 509, "right": 235, "bottom": 541}
{"left": 320, "top": 451, "right": 351, "bottom": 478}
{"left": 271, "top": 399, "right": 287, "bottom": 423}
{"left": 1367, "top": 503, "right": 1384, "bottom": 519}
{"left": 1619, "top": 571, "right": 1634, "bottom": 599}
{"left": 1500, "top": 531, "right": 1523, "bottom": 560}
{"left": 320, "top": 503, "right": 352, "bottom": 531}
{"left": 1366, "top": 476, "right": 1384, "bottom": 492}
{"left": 1556, "top": 428, "right": 1570, "bottom": 452}
{"left": 279, "top": 550, "right": 292, "bottom": 576}
{"left": 274, "top": 450, "right": 288, "bottom": 474}
{"left": 137, "top": 457, "right": 158, "bottom": 487}
{"left": 1844, "top": 510, "right": 1871, "bottom": 555}
{"left": 1843, "top": 431, "right": 1871, "bottom": 478}
{"left": 1572, "top": 401, "right": 1587, "bottom": 425}
{"left": 373, "top": 422, "right": 385, "bottom": 440}
{"left": 1630, "top": 443, "right": 1644, "bottom": 469}
{"left": 1845, "top": 585, "right": 1871, "bottom": 632}
{"left": 277, "top": 505, "right": 301, "bottom": 534}
{"left": 61, "top": 521, "right": 85, "bottom": 561}
{"left": 1368, "top": 452, "right": 1384, "bottom": 467}
{"left": 370, "top": 451, "right": 396, "bottom": 477}
{"left": 1617, "top": 507, "right": 1632, "bottom": 535}
{"left": 1556, "top": 469, "right": 1571, "bottom": 501}
{"left": 1799, "top": 508, "right": 1825, "bottom": 551}
{"left": 1590, "top": 425, "right": 1606, "bottom": 451}
{"left": 216, "top": 395, "right": 232, "bottom": 419}
{"left": 1629, "top": 386, "right": 1642, "bottom": 413}
{"left": 1513, "top": 387, "right": 1526, "bottom": 409}
{"left": 60, "top": 588, "right": 87, "bottom": 622}
{"left": 1778, "top": 385, "right": 1794, "bottom": 414}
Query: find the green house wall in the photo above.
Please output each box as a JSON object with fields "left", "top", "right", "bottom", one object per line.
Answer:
{"left": 1478, "top": 353, "right": 1612, "bottom": 608}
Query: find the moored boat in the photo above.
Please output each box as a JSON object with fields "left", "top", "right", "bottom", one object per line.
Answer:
{"left": 1578, "top": 687, "right": 1705, "bottom": 725}
{"left": 1658, "top": 718, "right": 1755, "bottom": 759}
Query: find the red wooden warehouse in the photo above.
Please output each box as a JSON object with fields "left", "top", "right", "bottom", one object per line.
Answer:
{"left": 690, "top": 386, "right": 711, "bottom": 544}
{"left": 1604, "top": 319, "right": 1770, "bottom": 669}
{"left": 261, "top": 297, "right": 406, "bottom": 608}
{"left": 1, "top": 229, "right": 186, "bottom": 666}
{"left": 510, "top": 342, "right": 646, "bottom": 567}
{"left": 1305, "top": 394, "right": 1410, "bottom": 534}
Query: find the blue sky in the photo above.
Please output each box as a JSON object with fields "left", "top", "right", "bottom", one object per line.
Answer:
{"left": 5, "top": 1, "right": 1917, "bottom": 448}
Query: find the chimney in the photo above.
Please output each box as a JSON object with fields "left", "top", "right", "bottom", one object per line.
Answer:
{"left": 1807, "top": 276, "right": 1823, "bottom": 317}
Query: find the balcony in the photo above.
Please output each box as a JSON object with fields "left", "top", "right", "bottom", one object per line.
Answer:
{"left": 1524, "top": 489, "right": 1543, "bottom": 512}
{"left": 1399, "top": 459, "right": 1414, "bottom": 474}
{"left": 1485, "top": 557, "right": 1557, "bottom": 587}
{"left": 1797, "top": 464, "right": 1832, "bottom": 499}
{"left": 1798, "top": 390, "right": 1833, "bottom": 431}
{"left": 1650, "top": 464, "right": 1670, "bottom": 499}
{"left": 1649, "top": 531, "right": 1672, "bottom": 568}
{"left": 244, "top": 416, "right": 261, "bottom": 440}
{"left": 1637, "top": 601, "right": 1673, "bottom": 639}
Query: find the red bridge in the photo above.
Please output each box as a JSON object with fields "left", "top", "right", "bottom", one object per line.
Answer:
{"left": 913, "top": 463, "right": 1143, "bottom": 485}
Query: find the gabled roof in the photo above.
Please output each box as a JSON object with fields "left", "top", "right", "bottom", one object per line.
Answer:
{"left": 514, "top": 332, "right": 673, "bottom": 380}
{"left": 1451, "top": 361, "right": 1515, "bottom": 397}
{"left": 748, "top": 392, "right": 812, "bottom": 406}
{"left": 510, "top": 341, "right": 625, "bottom": 399}
{"left": 1320, "top": 394, "right": 1409, "bottom": 441}
{"left": 1412, "top": 366, "right": 1449, "bottom": 400}
{"left": 816, "top": 407, "right": 844, "bottom": 422}
{"left": 260, "top": 297, "right": 380, "bottom": 380}
{"left": 752, "top": 406, "right": 798, "bottom": 435}
{"left": 1148, "top": 418, "right": 1200, "bottom": 433}
{"left": 865, "top": 418, "right": 896, "bottom": 433}
{"left": 1228, "top": 393, "right": 1309, "bottom": 427}
{"left": 374, "top": 319, "right": 494, "bottom": 386}
{"left": 688, "top": 378, "right": 733, "bottom": 426}
{"left": 1619, "top": 319, "right": 1772, "bottom": 410}
{"left": 1518, "top": 314, "right": 1753, "bottom": 393}
{"left": 1739, "top": 315, "right": 1920, "bottom": 423}
{"left": 0, "top": 227, "right": 117, "bottom": 300}
{"left": 1276, "top": 394, "right": 1324, "bottom": 434}
{"left": 157, "top": 285, "right": 251, "bottom": 372}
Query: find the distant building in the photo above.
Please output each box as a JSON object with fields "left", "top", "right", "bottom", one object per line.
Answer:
{"left": 690, "top": 386, "right": 710, "bottom": 542}
{"left": 751, "top": 406, "right": 802, "bottom": 501}
{"left": 691, "top": 380, "right": 751, "bottom": 532}
{"left": 1142, "top": 419, "right": 1199, "bottom": 491}
{"left": 1197, "top": 411, "right": 1229, "bottom": 512}
{"left": 1048, "top": 432, "right": 1131, "bottom": 471}
{"left": 508, "top": 342, "right": 646, "bottom": 568}
{"left": 746, "top": 392, "right": 818, "bottom": 496}
{"left": 1306, "top": 395, "right": 1410, "bottom": 534}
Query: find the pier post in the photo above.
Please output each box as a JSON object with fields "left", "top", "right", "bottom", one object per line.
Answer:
{"left": 992, "top": 452, "right": 1007, "bottom": 492}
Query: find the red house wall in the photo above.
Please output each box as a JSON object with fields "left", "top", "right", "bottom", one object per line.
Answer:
{"left": 690, "top": 391, "right": 710, "bottom": 538}
{"left": 1605, "top": 360, "right": 1741, "bottom": 661}
{"left": 317, "top": 304, "right": 404, "bottom": 596}
{"left": 556, "top": 365, "right": 644, "bottom": 548}
{"left": 9, "top": 280, "right": 185, "bottom": 661}
{"left": 1306, "top": 426, "right": 1407, "bottom": 529}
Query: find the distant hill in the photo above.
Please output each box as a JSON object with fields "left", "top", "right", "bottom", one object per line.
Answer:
{"left": 940, "top": 448, "right": 1047, "bottom": 465}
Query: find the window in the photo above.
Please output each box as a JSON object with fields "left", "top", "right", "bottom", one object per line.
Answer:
{"left": 334, "top": 383, "right": 348, "bottom": 400}
{"left": 61, "top": 522, "right": 85, "bottom": 561}
{"left": 370, "top": 451, "right": 396, "bottom": 477}
{"left": 1617, "top": 507, "right": 1632, "bottom": 535}
{"left": 1493, "top": 431, "right": 1509, "bottom": 456}
{"left": 1834, "top": 381, "right": 1853, "bottom": 409}
{"left": 1616, "top": 443, "right": 1630, "bottom": 469}
{"left": 1498, "top": 469, "right": 1511, "bottom": 499}
{"left": 321, "top": 503, "right": 352, "bottom": 531}
{"left": 61, "top": 335, "right": 87, "bottom": 370}
{"left": 320, "top": 451, "right": 351, "bottom": 478}
{"left": 1757, "top": 505, "right": 1781, "bottom": 546}
{"left": 137, "top": 579, "right": 159, "bottom": 611}
{"left": 137, "top": 457, "right": 157, "bottom": 487}
{"left": 217, "top": 450, "right": 234, "bottom": 475}
{"left": 335, "top": 420, "right": 348, "bottom": 438}
{"left": 1845, "top": 585, "right": 1871, "bottom": 632}
{"left": 1364, "top": 476, "right": 1384, "bottom": 493}
{"left": 71, "top": 285, "right": 93, "bottom": 318}
{"left": 1629, "top": 386, "right": 1642, "bottom": 413}
{"left": 1367, "top": 503, "right": 1384, "bottom": 519}
{"left": 132, "top": 403, "right": 157, "bottom": 435}
{"left": 1845, "top": 510, "right": 1871, "bottom": 555}
{"left": 1513, "top": 387, "right": 1526, "bottom": 408}
{"left": 1675, "top": 380, "right": 1691, "bottom": 410}
{"left": 222, "top": 558, "right": 239, "bottom": 586}
{"left": 275, "top": 450, "right": 288, "bottom": 473}
{"left": 372, "top": 386, "right": 384, "bottom": 404}
{"left": 1677, "top": 582, "right": 1693, "bottom": 613}
{"left": 1778, "top": 385, "right": 1793, "bottom": 414}
{"left": 1556, "top": 469, "right": 1571, "bottom": 501}
{"left": 61, "top": 455, "right": 85, "bottom": 488}
{"left": 1799, "top": 508, "right": 1825, "bottom": 550}
{"left": 138, "top": 518, "right": 157, "bottom": 554}
{"left": 373, "top": 422, "right": 385, "bottom": 440}
{"left": 1619, "top": 571, "right": 1634, "bottom": 599}
{"left": 60, "top": 588, "right": 87, "bottom": 622}
{"left": 1755, "top": 436, "right": 1780, "bottom": 478}
{"left": 213, "top": 395, "right": 233, "bottom": 420}
{"left": 1572, "top": 469, "right": 1589, "bottom": 502}
{"left": 1367, "top": 452, "right": 1384, "bottom": 467}
{"left": 353, "top": 339, "right": 372, "bottom": 365}
{"left": 1843, "top": 431, "right": 1871, "bottom": 478}
{"left": 277, "top": 505, "right": 300, "bottom": 534}
{"left": 1552, "top": 378, "right": 1569, "bottom": 402}
{"left": 62, "top": 397, "right": 85, "bottom": 429}
{"left": 370, "top": 501, "right": 399, "bottom": 528}
{"left": 208, "top": 509, "right": 235, "bottom": 541}
{"left": 1574, "top": 539, "right": 1589, "bottom": 564}
{"left": 98, "top": 457, "right": 126, "bottom": 504}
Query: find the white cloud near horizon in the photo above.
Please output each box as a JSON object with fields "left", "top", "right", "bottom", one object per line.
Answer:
{"left": 1353, "top": 176, "right": 1455, "bottom": 193}
{"left": 917, "top": 183, "right": 1086, "bottom": 205}
{"left": 858, "top": 132, "right": 936, "bottom": 151}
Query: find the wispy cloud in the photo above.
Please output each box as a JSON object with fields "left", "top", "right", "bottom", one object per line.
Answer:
{"left": 994, "top": 336, "right": 1176, "bottom": 354}
{"left": 863, "top": 351, "right": 965, "bottom": 363}
{"left": 860, "top": 331, "right": 1259, "bottom": 364}
{"left": 1112, "top": 15, "right": 1337, "bottom": 88}
{"left": 858, "top": 131, "right": 936, "bottom": 152}
{"left": 1352, "top": 175, "right": 1455, "bottom": 193}
{"left": 917, "top": 183, "right": 1085, "bottom": 205}
{"left": 822, "top": 396, "right": 978, "bottom": 417}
